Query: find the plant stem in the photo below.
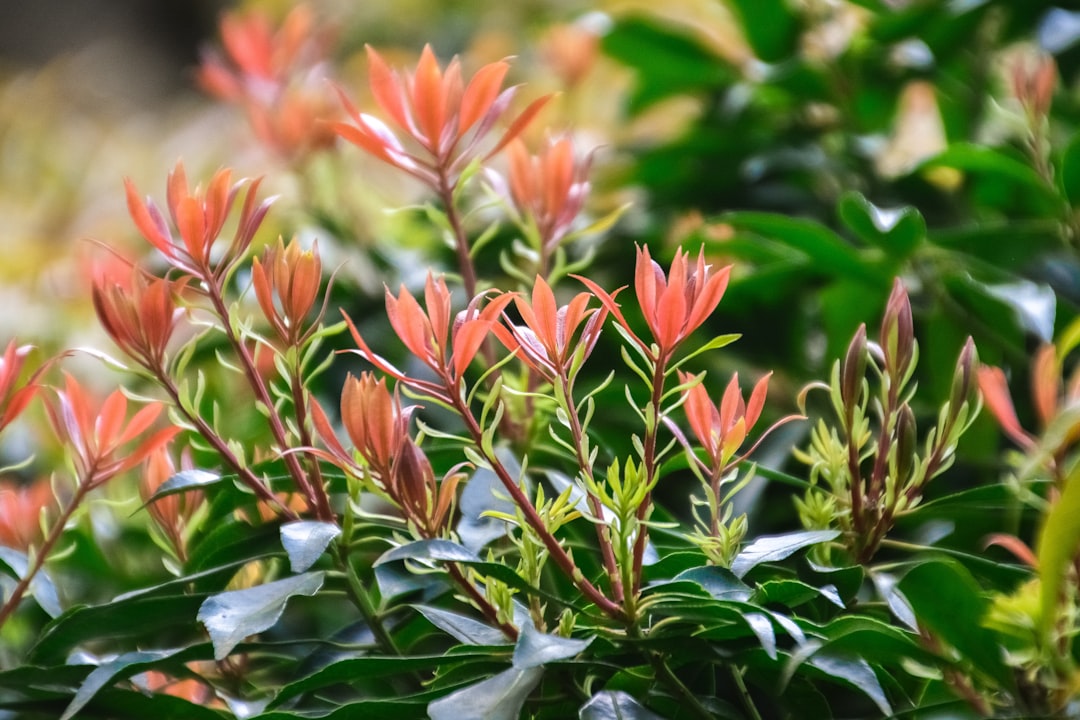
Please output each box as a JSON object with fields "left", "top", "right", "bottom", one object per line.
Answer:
{"left": 334, "top": 543, "right": 400, "bottom": 656}
{"left": 437, "top": 173, "right": 478, "bottom": 300}
{"left": 204, "top": 283, "right": 332, "bottom": 521}
{"left": 731, "top": 665, "right": 764, "bottom": 720}
{"left": 555, "top": 373, "right": 623, "bottom": 603}
{"left": 450, "top": 381, "right": 623, "bottom": 620}
{"left": 630, "top": 357, "right": 667, "bottom": 595}
{"left": 446, "top": 562, "right": 519, "bottom": 640}
{"left": 288, "top": 352, "right": 334, "bottom": 521}
{"left": 0, "top": 482, "right": 88, "bottom": 630}
{"left": 158, "top": 374, "right": 297, "bottom": 519}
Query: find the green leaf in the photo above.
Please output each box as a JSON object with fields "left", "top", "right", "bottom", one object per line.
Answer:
{"left": 414, "top": 605, "right": 509, "bottom": 646}
{"left": 1061, "top": 131, "right": 1080, "bottom": 205}
{"left": 269, "top": 652, "right": 499, "bottom": 708}
{"left": 721, "top": 212, "right": 889, "bottom": 285}
{"left": 376, "top": 539, "right": 481, "bottom": 566}
{"left": 727, "top": 0, "right": 799, "bottom": 62}
{"left": 806, "top": 651, "right": 891, "bottom": 716}
{"left": 601, "top": 17, "right": 732, "bottom": 112}
{"left": 899, "top": 559, "right": 1013, "bottom": 689}
{"left": 800, "top": 560, "right": 864, "bottom": 603}
{"left": 0, "top": 546, "right": 61, "bottom": 617}
{"left": 579, "top": 690, "right": 665, "bottom": 720}
{"left": 920, "top": 143, "right": 1059, "bottom": 206}
{"left": 731, "top": 530, "right": 840, "bottom": 578}
{"left": 61, "top": 649, "right": 182, "bottom": 720}
{"left": 197, "top": 572, "right": 324, "bottom": 660}
{"left": 1037, "top": 463, "right": 1080, "bottom": 640}
{"left": 512, "top": 624, "right": 592, "bottom": 668}
{"left": 140, "top": 470, "right": 221, "bottom": 509}
{"left": 31, "top": 594, "right": 207, "bottom": 666}
{"left": 837, "top": 191, "right": 925, "bottom": 259}
{"left": 280, "top": 521, "right": 341, "bottom": 573}
{"left": 813, "top": 615, "right": 936, "bottom": 666}
{"left": 186, "top": 518, "right": 284, "bottom": 575}
{"left": 752, "top": 579, "right": 843, "bottom": 609}
{"left": 427, "top": 666, "right": 544, "bottom": 720}
{"left": 672, "top": 566, "right": 753, "bottom": 601}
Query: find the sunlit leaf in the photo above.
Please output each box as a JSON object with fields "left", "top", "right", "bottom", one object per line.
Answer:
{"left": 61, "top": 649, "right": 181, "bottom": 720}
{"left": 731, "top": 530, "right": 840, "bottom": 578}
{"left": 579, "top": 690, "right": 665, "bottom": 720}
{"left": 280, "top": 521, "right": 341, "bottom": 573}
{"left": 512, "top": 624, "right": 592, "bottom": 668}
{"left": 428, "top": 666, "right": 544, "bottom": 720}
{"left": 672, "top": 566, "right": 752, "bottom": 601}
{"left": 1037, "top": 463, "right": 1080, "bottom": 642}
{"left": 197, "top": 572, "right": 324, "bottom": 660}
{"left": 141, "top": 470, "right": 222, "bottom": 508}
{"left": 376, "top": 539, "right": 481, "bottom": 566}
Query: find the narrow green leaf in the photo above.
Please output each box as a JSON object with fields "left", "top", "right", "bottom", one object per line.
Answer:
{"left": 141, "top": 470, "right": 221, "bottom": 510}
{"left": 672, "top": 566, "right": 753, "bottom": 601}
{"left": 0, "top": 547, "right": 61, "bottom": 617}
{"left": 1061, "top": 131, "right": 1080, "bottom": 206}
{"left": 61, "top": 649, "right": 181, "bottom": 720}
{"left": 31, "top": 595, "right": 207, "bottom": 666}
{"left": 270, "top": 652, "right": 498, "bottom": 708}
{"left": 1037, "top": 463, "right": 1080, "bottom": 639}
{"left": 197, "top": 572, "right": 324, "bottom": 660}
{"left": 721, "top": 212, "right": 888, "bottom": 285}
{"left": 920, "top": 143, "right": 1059, "bottom": 205}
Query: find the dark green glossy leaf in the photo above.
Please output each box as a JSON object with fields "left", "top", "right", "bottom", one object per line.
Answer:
{"left": 280, "top": 520, "right": 340, "bottom": 573}
{"left": 752, "top": 578, "right": 843, "bottom": 609}
{"left": 61, "top": 649, "right": 182, "bottom": 720}
{"left": 837, "top": 191, "right": 925, "bottom": 258}
{"left": 270, "top": 651, "right": 500, "bottom": 708}
{"left": 800, "top": 560, "right": 864, "bottom": 602}
{"left": 806, "top": 651, "right": 891, "bottom": 716}
{"left": 31, "top": 594, "right": 206, "bottom": 666}
{"left": 186, "top": 518, "right": 284, "bottom": 575}
{"left": 579, "top": 690, "right": 665, "bottom": 720}
{"left": 1037, "top": 462, "right": 1080, "bottom": 640}
{"left": 0, "top": 546, "right": 61, "bottom": 617}
{"left": 899, "top": 559, "right": 1013, "bottom": 689}
{"left": 197, "top": 571, "right": 324, "bottom": 660}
